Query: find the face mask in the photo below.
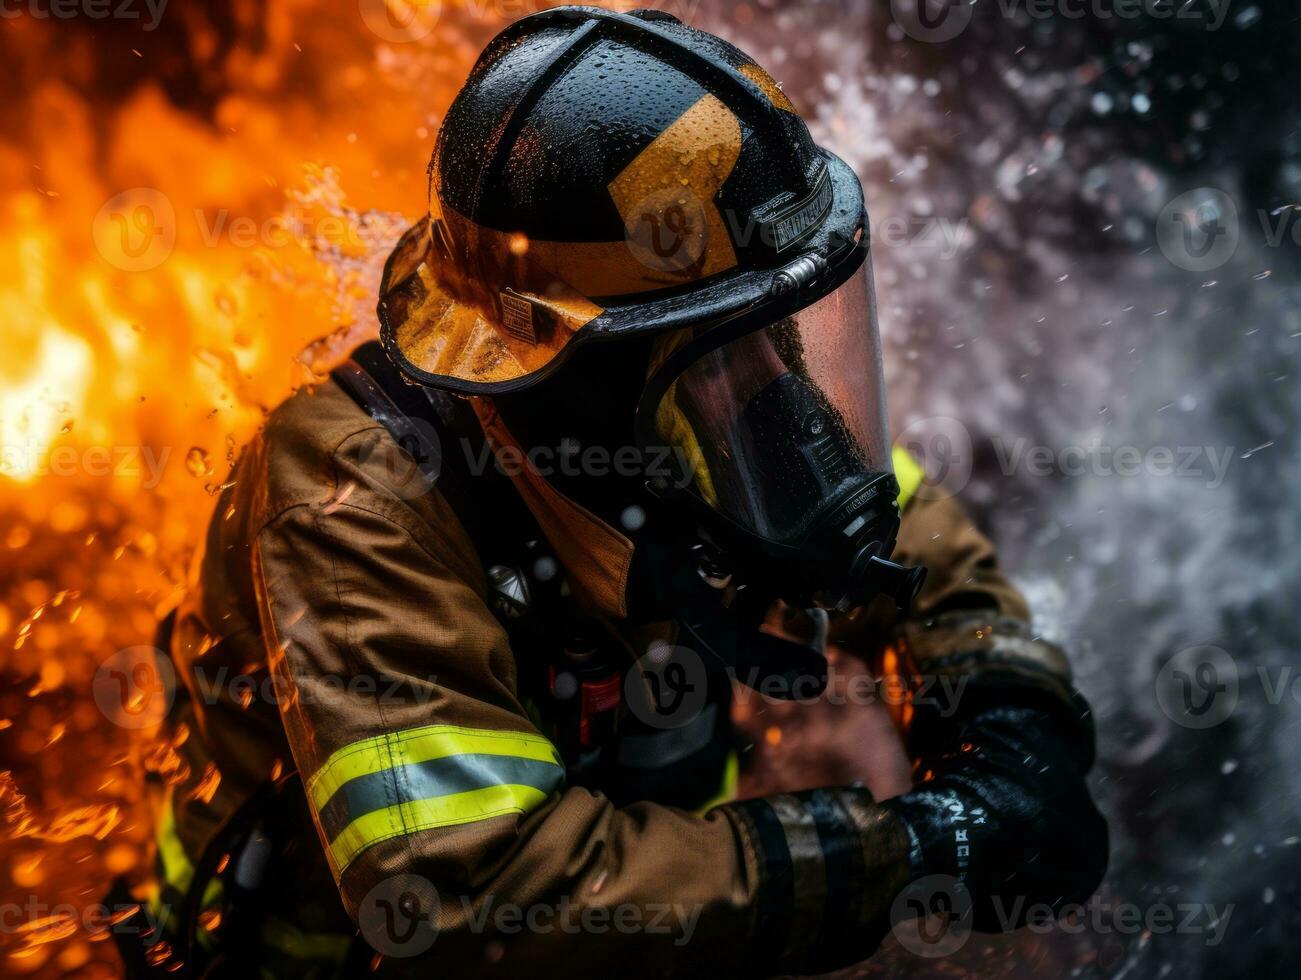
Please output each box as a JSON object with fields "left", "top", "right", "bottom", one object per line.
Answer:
{"left": 623, "top": 256, "right": 926, "bottom": 696}
{"left": 638, "top": 260, "right": 924, "bottom": 608}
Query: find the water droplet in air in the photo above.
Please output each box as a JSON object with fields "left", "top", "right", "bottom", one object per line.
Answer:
{"left": 186, "top": 447, "right": 214, "bottom": 478}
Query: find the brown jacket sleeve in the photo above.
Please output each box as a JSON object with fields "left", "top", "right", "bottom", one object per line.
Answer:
{"left": 836, "top": 475, "right": 1075, "bottom": 720}
{"left": 252, "top": 418, "right": 909, "bottom": 977}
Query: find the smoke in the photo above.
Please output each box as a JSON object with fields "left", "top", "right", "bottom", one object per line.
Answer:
{"left": 709, "top": 0, "right": 1301, "bottom": 975}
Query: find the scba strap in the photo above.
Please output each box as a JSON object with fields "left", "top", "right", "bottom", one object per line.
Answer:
{"left": 332, "top": 340, "right": 535, "bottom": 574}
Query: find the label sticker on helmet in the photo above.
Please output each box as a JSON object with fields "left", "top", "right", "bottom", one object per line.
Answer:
{"left": 500, "top": 290, "right": 537, "bottom": 344}
{"left": 759, "top": 167, "right": 833, "bottom": 253}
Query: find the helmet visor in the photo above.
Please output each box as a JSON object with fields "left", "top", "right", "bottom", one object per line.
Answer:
{"left": 647, "top": 262, "right": 891, "bottom": 546}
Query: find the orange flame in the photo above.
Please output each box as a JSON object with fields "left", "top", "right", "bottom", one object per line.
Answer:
{"left": 0, "top": 2, "right": 579, "bottom": 974}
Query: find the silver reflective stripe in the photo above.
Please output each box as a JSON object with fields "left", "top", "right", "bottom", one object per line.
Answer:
{"left": 768, "top": 793, "right": 828, "bottom": 961}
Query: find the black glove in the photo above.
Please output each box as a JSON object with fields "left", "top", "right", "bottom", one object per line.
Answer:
{"left": 884, "top": 685, "right": 1109, "bottom": 932}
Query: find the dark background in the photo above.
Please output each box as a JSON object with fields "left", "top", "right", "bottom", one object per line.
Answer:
{"left": 711, "top": 0, "right": 1299, "bottom": 976}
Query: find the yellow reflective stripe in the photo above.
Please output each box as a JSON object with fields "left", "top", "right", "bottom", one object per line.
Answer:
{"left": 155, "top": 790, "right": 194, "bottom": 895}
{"left": 150, "top": 790, "right": 223, "bottom": 933}
{"left": 307, "top": 724, "right": 561, "bottom": 814}
{"left": 738, "top": 63, "right": 798, "bottom": 114}
{"left": 327, "top": 783, "right": 551, "bottom": 877}
{"left": 892, "top": 444, "right": 925, "bottom": 511}
{"left": 696, "top": 750, "right": 740, "bottom": 815}
{"left": 260, "top": 916, "right": 353, "bottom": 963}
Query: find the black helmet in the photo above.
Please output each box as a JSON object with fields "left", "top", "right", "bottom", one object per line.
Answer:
{"left": 379, "top": 4, "right": 866, "bottom": 394}
{"left": 380, "top": 6, "right": 923, "bottom": 624}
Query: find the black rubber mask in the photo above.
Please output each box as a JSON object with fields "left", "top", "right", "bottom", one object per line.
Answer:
{"left": 639, "top": 262, "right": 921, "bottom": 610}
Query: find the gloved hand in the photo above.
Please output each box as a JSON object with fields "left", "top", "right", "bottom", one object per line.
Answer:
{"left": 883, "top": 686, "right": 1109, "bottom": 931}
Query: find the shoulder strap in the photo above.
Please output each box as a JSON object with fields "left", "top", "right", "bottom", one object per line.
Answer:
{"left": 331, "top": 341, "right": 534, "bottom": 570}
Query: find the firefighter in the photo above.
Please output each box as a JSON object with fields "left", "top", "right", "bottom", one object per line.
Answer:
{"left": 127, "top": 8, "right": 1106, "bottom": 978}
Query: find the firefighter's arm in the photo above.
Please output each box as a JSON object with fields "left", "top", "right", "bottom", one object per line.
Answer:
{"left": 889, "top": 487, "right": 1074, "bottom": 707}
{"left": 251, "top": 435, "right": 915, "bottom": 977}
{"left": 872, "top": 476, "right": 1108, "bottom": 929}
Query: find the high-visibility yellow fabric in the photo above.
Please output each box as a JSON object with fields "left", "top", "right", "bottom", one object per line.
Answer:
{"left": 307, "top": 724, "right": 561, "bottom": 813}
{"left": 307, "top": 724, "right": 563, "bottom": 876}
{"left": 892, "top": 444, "right": 925, "bottom": 511}
{"left": 327, "top": 784, "right": 553, "bottom": 876}
{"left": 696, "top": 750, "right": 740, "bottom": 815}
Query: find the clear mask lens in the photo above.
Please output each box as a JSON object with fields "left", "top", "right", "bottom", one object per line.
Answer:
{"left": 648, "top": 262, "right": 891, "bottom": 546}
